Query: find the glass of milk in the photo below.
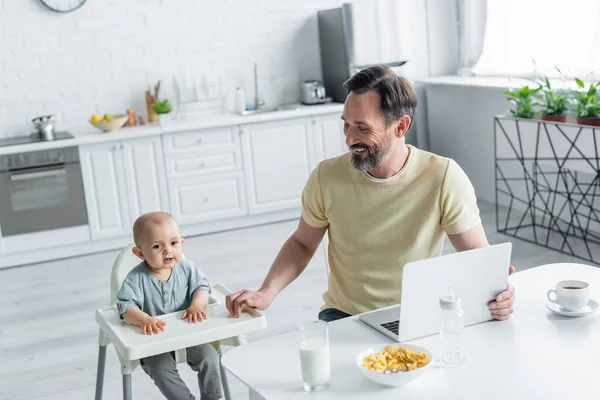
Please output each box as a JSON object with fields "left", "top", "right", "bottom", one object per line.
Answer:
{"left": 298, "top": 320, "right": 330, "bottom": 392}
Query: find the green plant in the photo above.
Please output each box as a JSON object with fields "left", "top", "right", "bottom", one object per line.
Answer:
{"left": 504, "top": 85, "right": 541, "bottom": 118}
{"left": 573, "top": 79, "right": 600, "bottom": 118}
{"left": 535, "top": 76, "right": 569, "bottom": 116}
{"left": 152, "top": 99, "right": 172, "bottom": 114}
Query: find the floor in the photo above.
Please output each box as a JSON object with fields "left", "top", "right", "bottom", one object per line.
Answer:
{"left": 0, "top": 201, "right": 593, "bottom": 400}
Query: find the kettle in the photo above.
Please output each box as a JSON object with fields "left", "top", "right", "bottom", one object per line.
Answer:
{"left": 301, "top": 80, "right": 327, "bottom": 105}
{"left": 32, "top": 114, "right": 57, "bottom": 140}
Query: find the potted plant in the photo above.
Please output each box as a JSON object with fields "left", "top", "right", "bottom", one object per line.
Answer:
{"left": 504, "top": 85, "right": 541, "bottom": 119}
{"left": 535, "top": 76, "right": 569, "bottom": 123}
{"left": 153, "top": 99, "right": 173, "bottom": 126}
{"left": 574, "top": 79, "right": 600, "bottom": 126}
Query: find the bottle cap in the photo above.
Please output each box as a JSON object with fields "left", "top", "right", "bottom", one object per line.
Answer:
{"left": 439, "top": 284, "right": 461, "bottom": 310}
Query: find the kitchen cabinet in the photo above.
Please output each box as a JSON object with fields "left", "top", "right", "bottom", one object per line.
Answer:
{"left": 79, "top": 137, "right": 169, "bottom": 240}
{"left": 311, "top": 114, "right": 347, "bottom": 168}
{"left": 168, "top": 172, "right": 247, "bottom": 224}
{"left": 241, "top": 118, "right": 315, "bottom": 215}
{"left": 163, "top": 127, "right": 247, "bottom": 225}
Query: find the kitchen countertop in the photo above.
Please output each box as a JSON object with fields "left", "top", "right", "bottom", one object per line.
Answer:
{"left": 0, "top": 102, "right": 344, "bottom": 156}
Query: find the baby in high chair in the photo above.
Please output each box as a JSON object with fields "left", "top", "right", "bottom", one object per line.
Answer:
{"left": 116, "top": 211, "right": 223, "bottom": 400}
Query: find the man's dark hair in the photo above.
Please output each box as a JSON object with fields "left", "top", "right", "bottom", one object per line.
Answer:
{"left": 343, "top": 65, "right": 417, "bottom": 127}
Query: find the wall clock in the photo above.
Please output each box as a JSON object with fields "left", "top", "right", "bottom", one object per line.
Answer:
{"left": 40, "top": 0, "right": 87, "bottom": 13}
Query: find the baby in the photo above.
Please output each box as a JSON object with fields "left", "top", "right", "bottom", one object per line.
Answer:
{"left": 116, "top": 211, "right": 223, "bottom": 400}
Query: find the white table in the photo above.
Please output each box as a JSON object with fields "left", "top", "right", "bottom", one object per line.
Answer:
{"left": 221, "top": 263, "right": 600, "bottom": 400}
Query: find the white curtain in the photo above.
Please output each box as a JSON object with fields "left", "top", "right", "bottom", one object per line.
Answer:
{"left": 461, "top": 0, "right": 600, "bottom": 79}
{"left": 456, "top": 0, "right": 487, "bottom": 76}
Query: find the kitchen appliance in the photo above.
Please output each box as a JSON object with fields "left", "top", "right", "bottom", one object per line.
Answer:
{"left": 32, "top": 114, "right": 57, "bottom": 140}
{"left": 317, "top": 0, "right": 414, "bottom": 103}
{"left": 0, "top": 130, "right": 74, "bottom": 147}
{"left": 301, "top": 80, "right": 328, "bottom": 105}
{"left": 0, "top": 146, "right": 88, "bottom": 237}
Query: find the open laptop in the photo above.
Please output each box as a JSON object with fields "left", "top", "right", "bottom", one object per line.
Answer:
{"left": 358, "top": 242, "right": 512, "bottom": 342}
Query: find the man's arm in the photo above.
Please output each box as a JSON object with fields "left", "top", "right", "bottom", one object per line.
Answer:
{"left": 447, "top": 223, "right": 489, "bottom": 251}
{"left": 448, "top": 224, "right": 516, "bottom": 321}
{"left": 226, "top": 217, "right": 327, "bottom": 317}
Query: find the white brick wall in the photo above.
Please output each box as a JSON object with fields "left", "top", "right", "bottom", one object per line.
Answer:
{"left": 0, "top": 0, "right": 344, "bottom": 137}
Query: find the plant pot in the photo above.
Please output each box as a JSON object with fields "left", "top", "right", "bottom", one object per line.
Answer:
{"left": 158, "top": 113, "right": 172, "bottom": 127}
{"left": 541, "top": 114, "right": 567, "bottom": 123}
{"left": 576, "top": 116, "right": 600, "bottom": 127}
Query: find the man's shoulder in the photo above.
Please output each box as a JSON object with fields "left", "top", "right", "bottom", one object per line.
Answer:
{"left": 411, "top": 146, "right": 451, "bottom": 168}
{"left": 315, "top": 152, "right": 352, "bottom": 176}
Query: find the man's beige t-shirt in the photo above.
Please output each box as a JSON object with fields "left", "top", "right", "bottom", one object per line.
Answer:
{"left": 301, "top": 145, "right": 481, "bottom": 315}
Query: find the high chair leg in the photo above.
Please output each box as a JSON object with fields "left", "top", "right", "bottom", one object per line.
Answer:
{"left": 123, "top": 374, "right": 132, "bottom": 400}
{"left": 219, "top": 348, "right": 232, "bottom": 400}
{"left": 95, "top": 344, "right": 107, "bottom": 400}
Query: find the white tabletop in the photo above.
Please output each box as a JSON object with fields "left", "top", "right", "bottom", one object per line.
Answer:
{"left": 221, "top": 263, "right": 600, "bottom": 400}
{"left": 96, "top": 284, "right": 266, "bottom": 360}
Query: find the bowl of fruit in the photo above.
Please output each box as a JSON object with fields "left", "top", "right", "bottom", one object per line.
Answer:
{"left": 90, "top": 113, "right": 128, "bottom": 133}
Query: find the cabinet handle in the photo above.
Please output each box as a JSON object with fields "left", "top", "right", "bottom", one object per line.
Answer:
{"left": 197, "top": 138, "right": 203, "bottom": 144}
{"left": 199, "top": 162, "right": 206, "bottom": 168}
{"left": 112, "top": 144, "right": 119, "bottom": 150}
{"left": 203, "top": 197, "right": 209, "bottom": 203}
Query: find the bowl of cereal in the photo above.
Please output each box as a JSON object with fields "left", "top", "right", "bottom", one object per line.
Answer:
{"left": 356, "top": 344, "right": 432, "bottom": 387}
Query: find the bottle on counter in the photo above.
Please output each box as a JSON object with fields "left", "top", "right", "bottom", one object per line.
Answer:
{"left": 235, "top": 86, "right": 246, "bottom": 114}
{"left": 439, "top": 284, "right": 466, "bottom": 366}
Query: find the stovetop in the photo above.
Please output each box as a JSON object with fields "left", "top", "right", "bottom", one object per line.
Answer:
{"left": 0, "top": 131, "right": 74, "bottom": 147}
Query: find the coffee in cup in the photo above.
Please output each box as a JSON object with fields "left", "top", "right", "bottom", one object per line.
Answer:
{"left": 547, "top": 280, "right": 589, "bottom": 311}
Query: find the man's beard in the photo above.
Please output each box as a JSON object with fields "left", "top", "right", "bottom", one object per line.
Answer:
{"left": 349, "top": 138, "right": 393, "bottom": 172}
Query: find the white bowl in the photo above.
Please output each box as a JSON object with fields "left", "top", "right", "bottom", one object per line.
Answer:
{"left": 90, "top": 115, "right": 128, "bottom": 132}
{"left": 356, "top": 343, "right": 433, "bottom": 387}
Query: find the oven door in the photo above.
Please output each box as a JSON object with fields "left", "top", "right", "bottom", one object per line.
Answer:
{"left": 0, "top": 162, "right": 88, "bottom": 236}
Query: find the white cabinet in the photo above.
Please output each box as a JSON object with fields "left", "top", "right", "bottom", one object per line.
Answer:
{"left": 169, "top": 172, "right": 247, "bottom": 224}
{"left": 311, "top": 115, "right": 347, "bottom": 168}
{"left": 122, "top": 138, "right": 170, "bottom": 221}
{"left": 79, "top": 136, "right": 169, "bottom": 240}
{"left": 241, "top": 118, "right": 315, "bottom": 215}
{"left": 163, "top": 128, "right": 247, "bottom": 225}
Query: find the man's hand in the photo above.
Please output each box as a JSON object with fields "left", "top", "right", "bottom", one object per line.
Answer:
{"left": 139, "top": 315, "right": 167, "bottom": 335}
{"left": 489, "top": 265, "right": 516, "bottom": 320}
{"left": 226, "top": 289, "right": 274, "bottom": 318}
{"left": 182, "top": 304, "right": 207, "bottom": 323}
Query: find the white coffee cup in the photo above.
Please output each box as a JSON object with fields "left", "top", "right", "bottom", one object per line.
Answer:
{"left": 547, "top": 280, "right": 590, "bottom": 311}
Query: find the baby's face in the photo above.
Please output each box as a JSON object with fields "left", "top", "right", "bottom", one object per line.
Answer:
{"left": 137, "top": 220, "right": 184, "bottom": 270}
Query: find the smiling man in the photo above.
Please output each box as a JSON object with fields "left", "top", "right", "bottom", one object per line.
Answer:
{"left": 226, "top": 65, "right": 516, "bottom": 323}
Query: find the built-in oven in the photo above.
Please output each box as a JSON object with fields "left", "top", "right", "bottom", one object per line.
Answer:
{"left": 0, "top": 146, "right": 88, "bottom": 237}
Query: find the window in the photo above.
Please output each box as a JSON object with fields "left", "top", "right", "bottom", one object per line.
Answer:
{"left": 461, "top": 0, "right": 600, "bottom": 79}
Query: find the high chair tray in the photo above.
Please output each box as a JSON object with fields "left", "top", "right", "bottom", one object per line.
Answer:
{"left": 95, "top": 283, "right": 267, "bottom": 360}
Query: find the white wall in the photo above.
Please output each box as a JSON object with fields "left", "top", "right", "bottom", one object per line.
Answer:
{"left": 425, "top": 83, "right": 506, "bottom": 204}
{"left": 0, "top": 0, "right": 458, "bottom": 140}
{"left": 0, "top": 0, "right": 344, "bottom": 137}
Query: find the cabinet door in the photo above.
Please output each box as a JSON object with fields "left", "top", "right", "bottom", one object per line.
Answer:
{"left": 241, "top": 118, "right": 314, "bottom": 214}
{"left": 122, "top": 136, "right": 170, "bottom": 221}
{"left": 79, "top": 143, "right": 130, "bottom": 240}
{"left": 169, "top": 172, "right": 247, "bottom": 224}
{"left": 311, "top": 114, "right": 346, "bottom": 169}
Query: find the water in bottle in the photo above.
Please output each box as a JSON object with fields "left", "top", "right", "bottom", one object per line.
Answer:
{"left": 439, "top": 284, "right": 466, "bottom": 366}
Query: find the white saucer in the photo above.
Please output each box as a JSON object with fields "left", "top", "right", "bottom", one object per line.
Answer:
{"left": 546, "top": 299, "right": 599, "bottom": 317}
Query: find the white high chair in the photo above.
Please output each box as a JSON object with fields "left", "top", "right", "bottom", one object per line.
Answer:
{"left": 94, "top": 244, "right": 266, "bottom": 400}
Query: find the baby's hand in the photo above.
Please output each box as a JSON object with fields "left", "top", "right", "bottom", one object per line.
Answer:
{"left": 139, "top": 316, "right": 167, "bottom": 335}
{"left": 182, "top": 304, "right": 207, "bottom": 323}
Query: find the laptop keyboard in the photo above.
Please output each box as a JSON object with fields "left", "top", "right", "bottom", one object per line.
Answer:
{"left": 381, "top": 320, "right": 399, "bottom": 335}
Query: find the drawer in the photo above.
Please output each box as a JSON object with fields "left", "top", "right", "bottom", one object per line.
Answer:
{"left": 169, "top": 172, "right": 247, "bottom": 224}
{"left": 163, "top": 127, "right": 238, "bottom": 155}
{"left": 166, "top": 150, "right": 242, "bottom": 178}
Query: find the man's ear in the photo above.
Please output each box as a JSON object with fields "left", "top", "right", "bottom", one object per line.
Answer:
{"left": 181, "top": 237, "right": 185, "bottom": 245}
{"left": 394, "top": 115, "right": 411, "bottom": 138}
{"left": 132, "top": 246, "right": 144, "bottom": 260}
